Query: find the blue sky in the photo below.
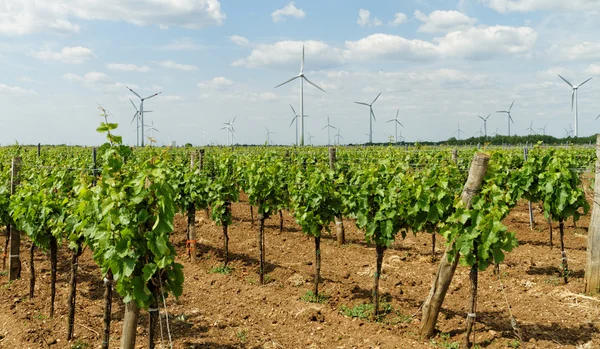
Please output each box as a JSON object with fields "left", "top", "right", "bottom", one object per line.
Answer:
{"left": 2, "top": 0, "right": 600, "bottom": 145}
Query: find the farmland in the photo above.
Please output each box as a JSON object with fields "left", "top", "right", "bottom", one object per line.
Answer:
{"left": 0, "top": 120, "right": 598, "bottom": 348}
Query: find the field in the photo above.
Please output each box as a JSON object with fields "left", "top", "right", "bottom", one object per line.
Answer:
{"left": 0, "top": 192, "right": 597, "bottom": 349}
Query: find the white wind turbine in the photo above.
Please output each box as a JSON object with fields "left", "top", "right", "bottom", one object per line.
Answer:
{"left": 386, "top": 109, "right": 403, "bottom": 143}
{"left": 354, "top": 92, "right": 381, "bottom": 144}
{"left": 334, "top": 128, "right": 343, "bottom": 145}
{"left": 558, "top": 74, "right": 593, "bottom": 137}
{"left": 538, "top": 123, "right": 548, "bottom": 135}
{"left": 478, "top": 114, "right": 491, "bottom": 138}
{"left": 452, "top": 122, "right": 463, "bottom": 140}
{"left": 203, "top": 131, "right": 209, "bottom": 146}
{"left": 146, "top": 120, "right": 159, "bottom": 142}
{"left": 265, "top": 127, "right": 275, "bottom": 145}
{"left": 322, "top": 117, "right": 336, "bottom": 146}
{"left": 496, "top": 101, "right": 515, "bottom": 136}
{"left": 474, "top": 126, "right": 484, "bottom": 137}
{"left": 289, "top": 104, "right": 309, "bottom": 146}
{"left": 524, "top": 120, "right": 537, "bottom": 135}
{"left": 274, "top": 45, "right": 325, "bottom": 146}
{"left": 222, "top": 117, "right": 236, "bottom": 146}
{"left": 564, "top": 125, "right": 574, "bottom": 137}
{"left": 127, "top": 86, "right": 161, "bottom": 147}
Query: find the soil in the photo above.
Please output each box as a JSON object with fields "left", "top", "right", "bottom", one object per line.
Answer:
{"left": 0, "top": 195, "right": 598, "bottom": 349}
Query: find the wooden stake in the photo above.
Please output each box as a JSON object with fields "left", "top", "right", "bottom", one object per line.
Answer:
{"left": 420, "top": 152, "right": 489, "bottom": 339}
{"left": 329, "top": 147, "right": 345, "bottom": 245}
{"left": 585, "top": 134, "right": 600, "bottom": 294}
{"left": 9, "top": 156, "right": 21, "bottom": 281}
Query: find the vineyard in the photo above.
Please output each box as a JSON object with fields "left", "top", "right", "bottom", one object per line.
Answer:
{"left": 0, "top": 118, "right": 599, "bottom": 349}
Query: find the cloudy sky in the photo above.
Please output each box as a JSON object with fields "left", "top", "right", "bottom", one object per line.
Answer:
{"left": 2, "top": 0, "right": 600, "bottom": 146}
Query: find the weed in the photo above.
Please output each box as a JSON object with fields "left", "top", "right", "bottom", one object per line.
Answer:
{"left": 71, "top": 340, "right": 90, "bottom": 349}
{"left": 264, "top": 275, "right": 273, "bottom": 284}
{"left": 209, "top": 265, "right": 233, "bottom": 275}
{"left": 34, "top": 313, "right": 47, "bottom": 321}
{"left": 340, "top": 302, "right": 394, "bottom": 321}
{"left": 301, "top": 290, "right": 329, "bottom": 304}
{"left": 236, "top": 329, "right": 247, "bottom": 343}
{"left": 246, "top": 277, "right": 257, "bottom": 285}
{"left": 544, "top": 276, "right": 559, "bottom": 286}
{"left": 0, "top": 271, "right": 7, "bottom": 277}
{"left": 507, "top": 340, "right": 520, "bottom": 348}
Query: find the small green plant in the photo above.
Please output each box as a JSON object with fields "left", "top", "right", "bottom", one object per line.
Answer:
{"left": 246, "top": 277, "right": 257, "bottom": 285}
{"left": 340, "top": 302, "right": 394, "bottom": 321}
{"left": 210, "top": 265, "right": 233, "bottom": 275}
{"left": 544, "top": 276, "right": 560, "bottom": 286}
{"left": 264, "top": 274, "right": 273, "bottom": 284}
{"left": 34, "top": 313, "right": 47, "bottom": 321}
{"left": 301, "top": 290, "right": 329, "bottom": 304}
{"left": 236, "top": 329, "right": 247, "bottom": 343}
{"left": 0, "top": 271, "right": 7, "bottom": 277}
{"left": 71, "top": 340, "right": 90, "bottom": 349}
{"left": 507, "top": 339, "right": 520, "bottom": 348}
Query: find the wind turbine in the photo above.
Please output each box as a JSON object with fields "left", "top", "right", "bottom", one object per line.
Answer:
{"left": 127, "top": 86, "right": 161, "bottom": 147}
{"left": 274, "top": 45, "right": 325, "bottom": 146}
{"left": 452, "top": 122, "right": 463, "bottom": 140}
{"left": 496, "top": 101, "right": 515, "bottom": 136}
{"left": 524, "top": 121, "right": 537, "bottom": 135}
{"left": 334, "top": 129, "right": 343, "bottom": 145}
{"left": 474, "top": 126, "right": 484, "bottom": 137}
{"left": 538, "top": 123, "right": 548, "bottom": 135}
{"left": 322, "top": 117, "right": 336, "bottom": 146}
{"left": 203, "top": 131, "right": 209, "bottom": 146}
{"left": 478, "top": 114, "right": 491, "bottom": 138}
{"left": 354, "top": 92, "right": 381, "bottom": 144}
{"left": 386, "top": 109, "right": 404, "bottom": 143}
{"left": 564, "top": 125, "right": 574, "bottom": 137}
{"left": 222, "top": 117, "right": 236, "bottom": 146}
{"left": 146, "top": 120, "right": 159, "bottom": 142}
{"left": 265, "top": 127, "right": 275, "bottom": 145}
{"left": 289, "top": 105, "right": 308, "bottom": 146}
{"left": 307, "top": 132, "right": 314, "bottom": 145}
{"left": 558, "top": 74, "right": 593, "bottom": 137}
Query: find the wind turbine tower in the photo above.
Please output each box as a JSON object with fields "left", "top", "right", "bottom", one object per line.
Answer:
{"left": 355, "top": 93, "right": 381, "bottom": 143}
{"left": 126, "top": 86, "right": 161, "bottom": 147}
{"left": 558, "top": 74, "right": 592, "bottom": 137}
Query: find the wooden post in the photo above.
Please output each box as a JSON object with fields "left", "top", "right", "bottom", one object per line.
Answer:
{"left": 188, "top": 152, "right": 197, "bottom": 260}
{"left": 9, "top": 157, "right": 21, "bottom": 280}
{"left": 120, "top": 301, "right": 139, "bottom": 349}
{"left": 419, "top": 152, "right": 489, "bottom": 338}
{"left": 585, "top": 134, "right": 600, "bottom": 294}
{"left": 37, "top": 143, "right": 40, "bottom": 157}
{"left": 190, "top": 151, "right": 196, "bottom": 169}
{"left": 524, "top": 146, "right": 535, "bottom": 229}
{"left": 329, "top": 147, "right": 345, "bottom": 246}
{"left": 451, "top": 149, "right": 458, "bottom": 164}
{"left": 198, "top": 149, "right": 205, "bottom": 171}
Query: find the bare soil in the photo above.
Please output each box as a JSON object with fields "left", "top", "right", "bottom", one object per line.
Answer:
{"left": 0, "top": 196, "right": 598, "bottom": 348}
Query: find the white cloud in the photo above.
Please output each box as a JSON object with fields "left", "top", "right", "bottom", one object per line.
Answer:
{"left": 159, "top": 38, "right": 202, "bottom": 51}
{"left": 586, "top": 64, "right": 600, "bottom": 75}
{"left": 357, "top": 9, "right": 382, "bottom": 27}
{"left": 228, "top": 35, "right": 250, "bottom": 46}
{"left": 345, "top": 34, "right": 438, "bottom": 61}
{"left": 414, "top": 10, "right": 477, "bottom": 33}
{"left": 271, "top": 2, "right": 306, "bottom": 23}
{"left": 0, "top": 0, "right": 225, "bottom": 36}
{"left": 547, "top": 42, "right": 600, "bottom": 61}
{"left": 108, "top": 63, "right": 151, "bottom": 72}
{"left": 158, "top": 95, "right": 183, "bottom": 102}
{"left": 62, "top": 71, "right": 137, "bottom": 92}
{"left": 0, "top": 83, "right": 35, "bottom": 96}
{"left": 159, "top": 60, "right": 198, "bottom": 71}
{"left": 389, "top": 13, "right": 408, "bottom": 26}
{"left": 31, "top": 46, "right": 95, "bottom": 64}
{"left": 198, "top": 77, "right": 234, "bottom": 89}
{"left": 483, "top": 0, "right": 600, "bottom": 13}
{"left": 536, "top": 67, "right": 573, "bottom": 79}
{"left": 232, "top": 40, "right": 346, "bottom": 68}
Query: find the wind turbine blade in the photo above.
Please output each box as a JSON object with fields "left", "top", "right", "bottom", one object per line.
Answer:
{"left": 558, "top": 74, "right": 574, "bottom": 88}
{"left": 510, "top": 116, "right": 514, "bottom": 124}
{"left": 144, "top": 92, "right": 161, "bottom": 100}
{"left": 289, "top": 116, "right": 297, "bottom": 127}
{"left": 478, "top": 116, "right": 484, "bottom": 121}
{"left": 303, "top": 76, "right": 325, "bottom": 93}
{"left": 127, "top": 86, "right": 141, "bottom": 99}
{"left": 130, "top": 112, "right": 138, "bottom": 125}
{"left": 571, "top": 90, "right": 574, "bottom": 111}
{"left": 354, "top": 102, "right": 370, "bottom": 106}
{"left": 129, "top": 98, "right": 138, "bottom": 111}
{"left": 274, "top": 75, "right": 299, "bottom": 89}
{"left": 232, "top": 116, "right": 236, "bottom": 123}
{"left": 386, "top": 119, "right": 394, "bottom": 123}
{"left": 372, "top": 92, "right": 382, "bottom": 105}
{"left": 290, "top": 104, "right": 297, "bottom": 115}
{"left": 496, "top": 111, "right": 507, "bottom": 113}
{"left": 371, "top": 108, "right": 376, "bottom": 121}
{"left": 398, "top": 121, "right": 404, "bottom": 127}
{"left": 509, "top": 100, "right": 515, "bottom": 111}
{"left": 396, "top": 109, "right": 399, "bottom": 119}
{"left": 301, "top": 45, "right": 304, "bottom": 73}
{"left": 486, "top": 114, "right": 491, "bottom": 119}
{"left": 579, "top": 76, "right": 593, "bottom": 87}
{"left": 596, "top": 114, "right": 600, "bottom": 121}
{"left": 321, "top": 125, "right": 328, "bottom": 130}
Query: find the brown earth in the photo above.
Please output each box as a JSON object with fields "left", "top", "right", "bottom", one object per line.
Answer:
{"left": 0, "top": 195, "right": 598, "bottom": 349}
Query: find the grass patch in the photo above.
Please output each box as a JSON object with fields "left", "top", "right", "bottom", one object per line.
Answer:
{"left": 0, "top": 271, "right": 7, "bottom": 277}
{"left": 429, "top": 332, "right": 460, "bottom": 349}
{"left": 71, "top": 340, "right": 90, "bottom": 349}
{"left": 236, "top": 329, "right": 247, "bottom": 343}
{"left": 209, "top": 265, "right": 233, "bottom": 275}
{"left": 339, "top": 302, "right": 393, "bottom": 322}
{"left": 301, "top": 290, "right": 329, "bottom": 304}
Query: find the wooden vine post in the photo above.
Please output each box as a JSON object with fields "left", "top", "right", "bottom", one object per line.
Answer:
{"left": 187, "top": 151, "right": 197, "bottom": 260}
{"left": 419, "top": 152, "right": 489, "bottom": 338}
{"left": 329, "top": 147, "right": 345, "bottom": 246}
{"left": 8, "top": 156, "right": 21, "bottom": 280}
{"left": 585, "top": 134, "right": 600, "bottom": 294}
{"left": 120, "top": 301, "right": 139, "bottom": 349}
{"left": 524, "top": 145, "right": 535, "bottom": 229}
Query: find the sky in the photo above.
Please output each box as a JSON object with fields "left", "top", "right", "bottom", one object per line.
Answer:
{"left": 2, "top": 0, "right": 600, "bottom": 146}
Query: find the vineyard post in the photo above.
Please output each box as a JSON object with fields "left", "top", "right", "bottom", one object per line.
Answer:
{"left": 585, "top": 134, "right": 600, "bottom": 294}
{"left": 8, "top": 156, "right": 21, "bottom": 280}
{"left": 451, "top": 149, "right": 458, "bottom": 165}
{"left": 524, "top": 145, "right": 534, "bottom": 229}
{"left": 420, "top": 152, "right": 489, "bottom": 339}
{"left": 188, "top": 152, "right": 197, "bottom": 260}
{"left": 37, "top": 143, "right": 40, "bottom": 157}
{"left": 121, "top": 301, "right": 139, "bottom": 349}
{"left": 329, "top": 147, "right": 345, "bottom": 245}
{"left": 199, "top": 149, "right": 210, "bottom": 219}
